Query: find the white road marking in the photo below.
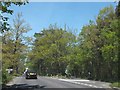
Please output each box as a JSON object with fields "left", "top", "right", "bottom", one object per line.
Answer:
{"left": 59, "top": 79, "right": 103, "bottom": 88}
{"left": 59, "top": 79, "right": 89, "bottom": 82}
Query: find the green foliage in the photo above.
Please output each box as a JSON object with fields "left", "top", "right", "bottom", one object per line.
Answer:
{"left": 27, "top": 5, "right": 119, "bottom": 82}
{"left": 2, "top": 69, "right": 13, "bottom": 84}
{"left": 77, "top": 5, "right": 118, "bottom": 81}
{"left": 2, "top": 2, "right": 119, "bottom": 85}
{"left": 0, "top": 1, "right": 28, "bottom": 32}
{"left": 115, "top": 1, "right": 120, "bottom": 18}
{"left": 2, "top": 12, "right": 31, "bottom": 84}
{"left": 1, "top": 1, "right": 30, "bottom": 85}
{"left": 28, "top": 25, "right": 76, "bottom": 76}
{"left": 111, "top": 82, "right": 120, "bottom": 88}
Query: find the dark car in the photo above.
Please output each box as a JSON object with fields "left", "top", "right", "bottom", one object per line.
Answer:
{"left": 25, "top": 70, "right": 37, "bottom": 79}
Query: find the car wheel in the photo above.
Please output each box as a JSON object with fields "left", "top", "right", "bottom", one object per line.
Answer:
{"left": 35, "top": 77, "right": 37, "bottom": 79}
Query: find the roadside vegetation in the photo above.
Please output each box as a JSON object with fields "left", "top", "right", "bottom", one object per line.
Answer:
{"left": 0, "top": 1, "right": 29, "bottom": 84}
{"left": 2, "top": 70, "right": 13, "bottom": 84}
{"left": 111, "top": 82, "right": 120, "bottom": 88}
{"left": 1, "top": 12, "right": 31, "bottom": 83}
{"left": 0, "top": 1, "right": 120, "bottom": 87}
{"left": 28, "top": 4, "right": 119, "bottom": 83}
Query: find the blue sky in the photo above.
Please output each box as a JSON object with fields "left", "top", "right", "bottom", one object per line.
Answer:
{"left": 8, "top": 2, "right": 117, "bottom": 37}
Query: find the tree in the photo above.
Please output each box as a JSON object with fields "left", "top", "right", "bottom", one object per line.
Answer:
{"left": 26, "top": 4, "right": 119, "bottom": 82}
{"left": 2, "top": 12, "right": 31, "bottom": 74}
{"left": 28, "top": 25, "right": 76, "bottom": 76}
{"left": 0, "top": 0, "right": 28, "bottom": 32}
{"left": 115, "top": 1, "right": 120, "bottom": 82}
{"left": 77, "top": 5, "right": 118, "bottom": 81}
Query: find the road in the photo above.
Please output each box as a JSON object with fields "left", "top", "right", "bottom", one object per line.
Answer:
{"left": 7, "top": 76, "right": 111, "bottom": 89}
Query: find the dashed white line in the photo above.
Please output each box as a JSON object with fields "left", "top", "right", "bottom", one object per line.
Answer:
{"left": 59, "top": 79, "right": 104, "bottom": 88}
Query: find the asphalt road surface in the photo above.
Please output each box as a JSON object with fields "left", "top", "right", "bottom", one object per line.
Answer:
{"left": 6, "top": 76, "right": 112, "bottom": 89}
{"left": 7, "top": 76, "right": 88, "bottom": 88}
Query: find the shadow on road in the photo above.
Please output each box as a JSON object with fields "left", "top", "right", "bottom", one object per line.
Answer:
{"left": 2, "top": 84, "right": 46, "bottom": 90}
{"left": 1, "top": 83, "right": 116, "bottom": 90}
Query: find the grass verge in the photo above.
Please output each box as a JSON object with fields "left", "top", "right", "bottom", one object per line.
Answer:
{"left": 111, "top": 82, "right": 120, "bottom": 88}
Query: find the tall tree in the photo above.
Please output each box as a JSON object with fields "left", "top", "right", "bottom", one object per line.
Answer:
{"left": 77, "top": 5, "right": 118, "bottom": 81}
{"left": 115, "top": 1, "right": 120, "bottom": 82}
{"left": 2, "top": 12, "right": 31, "bottom": 74}
{"left": 28, "top": 25, "right": 76, "bottom": 76}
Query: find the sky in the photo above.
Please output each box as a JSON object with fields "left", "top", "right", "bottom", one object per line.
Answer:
{"left": 7, "top": 2, "right": 117, "bottom": 37}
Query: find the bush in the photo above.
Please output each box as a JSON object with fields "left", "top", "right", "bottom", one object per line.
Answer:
{"left": 13, "top": 73, "right": 20, "bottom": 77}
{"left": 2, "top": 71, "right": 13, "bottom": 84}
{"left": 111, "top": 82, "right": 120, "bottom": 88}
